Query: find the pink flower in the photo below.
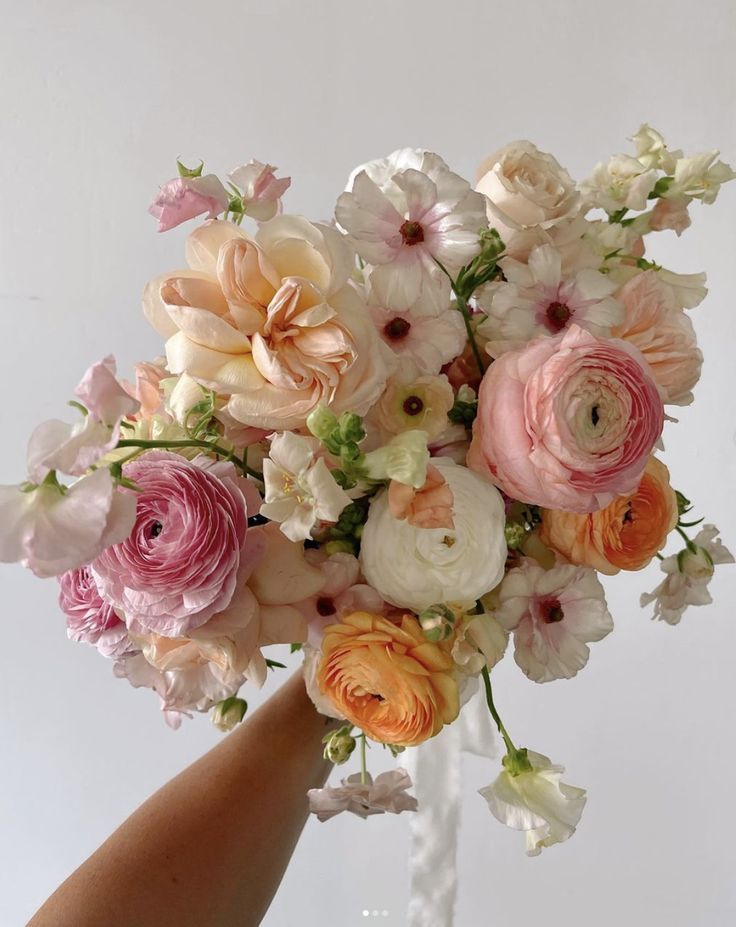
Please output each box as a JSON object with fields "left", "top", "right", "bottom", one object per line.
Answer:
{"left": 388, "top": 465, "right": 454, "bottom": 529}
{"left": 649, "top": 196, "right": 691, "bottom": 236}
{"left": 369, "top": 304, "right": 466, "bottom": 375}
{"left": 0, "top": 468, "right": 136, "bottom": 579}
{"left": 149, "top": 174, "right": 229, "bottom": 232}
{"left": 468, "top": 325, "right": 664, "bottom": 513}
{"left": 308, "top": 769, "right": 418, "bottom": 821}
{"left": 494, "top": 558, "right": 613, "bottom": 682}
{"left": 92, "top": 452, "right": 251, "bottom": 638}
{"left": 122, "top": 361, "right": 169, "bottom": 420}
{"left": 228, "top": 160, "right": 291, "bottom": 221}
{"left": 58, "top": 566, "right": 131, "bottom": 658}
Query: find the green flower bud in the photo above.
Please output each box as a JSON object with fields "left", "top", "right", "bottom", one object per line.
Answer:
{"left": 306, "top": 405, "right": 339, "bottom": 442}
{"left": 504, "top": 522, "right": 528, "bottom": 550}
{"left": 337, "top": 411, "right": 366, "bottom": 444}
{"left": 211, "top": 696, "right": 247, "bottom": 732}
{"left": 323, "top": 727, "right": 356, "bottom": 764}
{"left": 418, "top": 603, "right": 456, "bottom": 642}
{"left": 325, "top": 539, "right": 356, "bottom": 556}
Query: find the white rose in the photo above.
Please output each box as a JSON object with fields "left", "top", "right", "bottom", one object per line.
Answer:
{"left": 360, "top": 457, "right": 506, "bottom": 612}
{"left": 476, "top": 141, "right": 581, "bottom": 237}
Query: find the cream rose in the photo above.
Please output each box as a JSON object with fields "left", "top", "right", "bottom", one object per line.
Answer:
{"left": 143, "top": 216, "right": 395, "bottom": 431}
{"left": 476, "top": 141, "right": 580, "bottom": 237}
{"left": 360, "top": 457, "right": 507, "bottom": 612}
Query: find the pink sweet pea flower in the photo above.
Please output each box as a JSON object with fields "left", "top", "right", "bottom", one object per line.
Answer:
{"left": 308, "top": 769, "right": 418, "bottom": 821}
{"left": 228, "top": 160, "right": 291, "bottom": 222}
{"left": 149, "top": 175, "right": 229, "bottom": 232}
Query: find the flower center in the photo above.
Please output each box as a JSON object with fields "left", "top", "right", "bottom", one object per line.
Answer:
{"left": 540, "top": 597, "right": 564, "bottom": 623}
{"left": 383, "top": 317, "right": 412, "bottom": 340}
{"left": 402, "top": 395, "right": 424, "bottom": 416}
{"left": 316, "top": 596, "right": 336, "bottom": 617}
{"left": 591, "top": 405, "right": 600, "bottom": 427}
{"left": 149, "top": 520, "right": 163, "bottom": 539}
{"left": 400, "top": 220, "right": 425, "bottom": 246}
{"left": 545, "top": 301, "right": 572, "bottom": 332}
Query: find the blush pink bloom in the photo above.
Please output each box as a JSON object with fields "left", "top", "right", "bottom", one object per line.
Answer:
{"left": 370, "top": 304, "right": 466, "bottom": 376}
{"left": 388, "top": 465, "right": 455, "bottom": 529}
{"left": 649, "top": 196, "right": 691, "bottom": 236}
{"left": 149, "top": 175, "right": 229, "bottom": 232}
{"left": 228, "top": 160, "right": 291, "bottom": 222}
{"left": 123, "top": 361, "right": 169, "bottom": 420}
{"left": 468, "top": 325, "right": 665, "bottom": 513}
{"left": 92, "top": 452, "right": 251, "bottom": 638}
{"left": 58, "top": 566, "right": 131, "bottom": 658}
{"left": 308, "top": 769, "right": 418, "bottom": 821}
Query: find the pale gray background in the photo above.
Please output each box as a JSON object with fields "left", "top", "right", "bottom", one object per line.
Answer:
{"left": 1, "top": 1, "right": 735, "bottom": 925}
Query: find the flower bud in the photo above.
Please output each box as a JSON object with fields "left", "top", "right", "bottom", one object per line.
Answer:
{"left": 678, "top": 546, "right": 714, "bottom": 580}
{"left": 306, "top": 405, "right": 339, "bottom": 442}
{"left": 418, "top": 603, "right": 457, "bottom": 642}
{"left": 323, "top": 727, "right": 357, "bottom": 764}
{"left": 337, "top": 411, "right": 366, "bottom": 444}
{"left": 211, "top": 696, "right": 247, "bottom": 732}
{"left": 504, "top": 522, "right": 527, "bottom": 550}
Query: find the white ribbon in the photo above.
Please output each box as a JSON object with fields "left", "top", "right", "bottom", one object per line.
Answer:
{"left": 403, "top": 683, "right": 497, "bottom": 926}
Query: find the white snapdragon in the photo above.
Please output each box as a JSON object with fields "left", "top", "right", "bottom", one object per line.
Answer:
{"left": 261, "top": 432, "right": 351, "bottom": 542}
{"left": 581, "top": 154, "right": 659, "bottom": 213}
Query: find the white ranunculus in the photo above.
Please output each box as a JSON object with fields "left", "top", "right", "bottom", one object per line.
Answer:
{"left": 480, "top": 750, "right": 587, "bottom": 856}
{"left": 360, "top": 457, "right": 507, "bottom": 612}
{"left": 476, "top": 141, "right": 581, "bottom": 238}
{"left": 261, "top": 432, "right": 351, "bottom": 542}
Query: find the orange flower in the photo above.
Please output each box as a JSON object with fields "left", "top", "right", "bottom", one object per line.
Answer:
{"left": 318, "top": 611, "right": 459, "bottom": 747}
{"left": 540, "top": 456, "right": 677, "bottom": 575}
{"left": 387, "top": 465, "right": 454, "bottom": 530}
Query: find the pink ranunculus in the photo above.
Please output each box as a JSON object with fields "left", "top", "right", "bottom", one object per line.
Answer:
{"left": 468, "top": 325, "right": 664, "bottom": 513}
{"left": 91, "top": 452, "right": 251, "bottom": 638}
{"left": 148, "top": 175, "right": 230, "bottom": 232}
{"left": 58, "top": 566, "right": 131, "bottom": 658}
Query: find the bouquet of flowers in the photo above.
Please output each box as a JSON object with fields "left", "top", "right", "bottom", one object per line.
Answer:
{"left": 2, "top": 128, "right": 733, "bottom": 856}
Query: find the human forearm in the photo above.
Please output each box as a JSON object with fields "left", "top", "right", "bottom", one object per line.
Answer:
{"left": 29, "top": 670, "right": 335, "bottom": 927}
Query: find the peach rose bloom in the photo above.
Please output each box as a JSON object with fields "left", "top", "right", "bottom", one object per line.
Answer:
{"left": 540, "top": 456, "right": 678, "bottom": 575}
{"left": 143, "top": 217, "right": 394, "bottom": 431}
{"left": 612, "top": 271, "right": 703, "bottom": 406}
{"left": 318, "top": 611, "right": 459, "bottom": 747}
{"left": 388, "top": 464, "right": 454, "bottom": 529}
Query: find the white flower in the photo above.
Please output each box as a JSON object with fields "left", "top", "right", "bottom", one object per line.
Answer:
{"left": 227, "top": 160, "right": 291, "bottom": 221}
{"left": 370, "top": 303, "right": 466, "bottom": 375}
{"left": 261, "top": 432, "right": 351, "bottom": 542}
{"left": 475, "top": 141, "right": 581, "bottom": 236}
{"left": 476, "top": 243, "right": 623, "bottom": 356}
{"left": 480, "top": 750, "right": 587, "bottom": 856}
{"left": 668, "top": 152, "right": 735, "bottom": 205}
{"left": 452, "top": 612, "right": 509, "bottom": 676}
{"left": 360, "top": 457, "right": 507, "bottom": 612}
{"left": 336, "top": 148, "right": 487, "bottom": 312}
{"left": 641, "top": 524, "right": 734, "bottom": 625}
{"left": 493, "top": 558, "right": 613, "bottom": 683}
{"left": 361, "top": 430, "right": 430, "bottom": 489}
{"left": 0, "top": 469, "right": 137, "bottom": 579}
{"left": 581, "top": 154, "right": 659, "bottom": 213}
{"left": 655, "top": 268, "right": 708, "bottom": 310}
{"left": 308, "top": 769, "right": 418, "bottom": 821}
{"left": 630, "top": 124, "right": 681, "bottom": 172}
{"left": 211, "top": 696, "right": 248, "bottom": 732}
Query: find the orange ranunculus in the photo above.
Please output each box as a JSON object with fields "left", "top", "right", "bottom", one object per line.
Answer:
{"left": 317, "top": 611, "right": 459, "bottom": 747}
{"left": 540, "top": 456, "right": 678, "bottom": 575}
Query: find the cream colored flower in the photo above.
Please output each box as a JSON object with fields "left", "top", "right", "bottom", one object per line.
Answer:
{"left": 370, "top": 369, "right": 455, "bottom": 440}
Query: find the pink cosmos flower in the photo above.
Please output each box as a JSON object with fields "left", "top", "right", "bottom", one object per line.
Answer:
{"left": 370, "top": 304, "right": 466, "bottom": 376}
{"left": 477, "top": 244, "right": 623, "bottom": 357}
{"left": 493, "top": 558, "right": 613, "bottom": 683}
{"left": 336, "top": 149, "right": 487, "bottom": 312}
{"left": 58, "top": 566, "right": 131, "bottom": 658}
{"left": 228, "top": 160, "right": 291, "bottom": 222}
{"left": 0, "top": 468, "right": 136, "bottom": 579}
{"left": 148, "top": 174, "right": 229, "bottom": 232}
{"left": 468, "top": 325, "right": 664, "bottom": 513}
{"left": 308, "top": 769, "right": 418, "bottom": 821}
{"left": 92, "top": 452, "right": 251, "bottom": 638}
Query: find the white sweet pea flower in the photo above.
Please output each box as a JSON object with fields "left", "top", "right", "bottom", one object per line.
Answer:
{"left": 452, "top": 612, "right": 509, "bottom": 676}
{"left": 630, "top": 124, "right": 681, "bottom": 172}
{"left": 164, "top": 372, "right": 209, "bottom": 427}
{"left": 581, "top": 154, "right": 659, "bottom": 213}
{"left": 361, "top": 430, "right": 430, "bottom": 488}
{"left": 336, "top": 148, "right": 487, "bottom": 313}
{"left": 641, "top": 524, "right": 734, "bottom": 625}
{"left": 668, "top": 151, "right": 735, "bottom": 205}
{"left": 0, "top": 469, "right": 136, "bottom": 579}
{"left": 227, "top": 160, "right": 291, "bottom": 221}
{"left": 476, "top": 243, "right": 623, "bottom": 356}
{"left": 309, "top": 769, "right": 418, "bottom": 822}
{"left": 261, "top": 432, "right": 351, "bottom": 542}
{"left": 360, "top": 457, "right": 507, "bottom": 612}
{"left": 493, "top": 558, "right": 613, "bottom": 683}
{"left": 480, "top": 750, "right": 587, "bottom": 856}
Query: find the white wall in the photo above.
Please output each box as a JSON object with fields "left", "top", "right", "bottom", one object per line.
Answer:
{"left": 1, "top": 1, "right": 735, "bottom": 925}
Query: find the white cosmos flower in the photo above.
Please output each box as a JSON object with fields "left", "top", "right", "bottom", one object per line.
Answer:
{"left": 260, "top": 432, "right": 351, "bottom": 542}
{"left": 493, "top": 558, "right": 613, "bottom": 683}
{"left": 480, "top": 750, "right": 587, "bottom": 856}
{"left": 336, "top": 148, "right": 487, "bottom": 313}
{"left": 360, "top": 457, "right": 507, "bottom": 612}
{"left": 641, "top": 524, "right": 734, "bottom": 625}
{"left": 476, "top": 244, "right": 623, "bottom": 356}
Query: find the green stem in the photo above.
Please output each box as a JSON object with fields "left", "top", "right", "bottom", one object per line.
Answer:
{"left": 456, "top": 292, "right": 487, "bottom": 378}
{"left": 675, "top": 525, "right": 697, "bottom": 552}
{"left": 481, "top": 666, "right": 517, "bottom": 756}
{"left": 116, "top": 439, "right": 264, "bottom": 480}
{"left": 359, "top": 734, "right": 367, "bottom": 785}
